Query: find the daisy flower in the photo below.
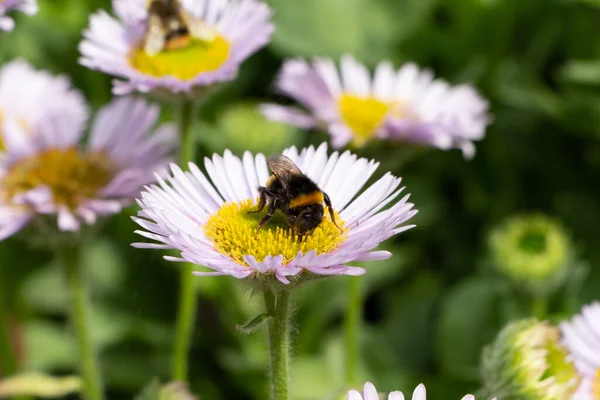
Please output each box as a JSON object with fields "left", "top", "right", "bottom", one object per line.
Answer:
{"left": 347, "top": 382, "right": 496, "bottom": 400}
{"left": 132, "top": 143, "right": 417, "bottom": 285}
{"left": 79, "top": 0, "right": 274, "bottom": 96}
{"left": 0, "top": 60, "right": 87, "bottom": 157}
{"left": 0, "top": 96, "right": 176, "bottom": 240}
{"left": 0, "top": 0, "right": 37, "bottom": 31}
{"left": 261, "top": 55, "right": 491, "bottom": 158}
{"left": 560, "top": 302, "right": 600, "bottom": 400}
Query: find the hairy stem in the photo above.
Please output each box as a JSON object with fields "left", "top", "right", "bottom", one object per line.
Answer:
{"left": 344, "top": 276, "right": 362, "bottom": 386}
{"left": 264, "top": 290, "right": 291, "bottom": 400}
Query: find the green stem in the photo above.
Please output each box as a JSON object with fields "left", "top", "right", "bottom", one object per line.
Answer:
{"left": 59, "top": 245, "right": 104, "bottom": 400}
{"left": 172, "top": 101, "right": 198, "bottom": 382}
{"left": 264, "top": 290, "right": 291, "bottom": 400}
{"left": 177, "top": 101, "right": 196, "bottom": 166}
{"left": 531, "top": 295, "right": 548, "bottom": 320}
{"left": 0, "top": 268, "right": 18, "bottom": 377}
{"left": 344, "top": 276, "right": 362, "bottom": 386}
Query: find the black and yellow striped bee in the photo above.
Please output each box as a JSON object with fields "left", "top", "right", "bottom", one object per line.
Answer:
{"left": 144, "top": 0, "right": 214, "bottom": 56}
{"left": 250, "top": 154, "right": 342, "bottom": 236}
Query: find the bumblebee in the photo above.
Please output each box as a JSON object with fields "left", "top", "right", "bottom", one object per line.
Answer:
{"left": 250, "top": 154, "right": 343, "bottom": 235}
{"left": 144, "top": 0, "right": 214, "bottom": 56}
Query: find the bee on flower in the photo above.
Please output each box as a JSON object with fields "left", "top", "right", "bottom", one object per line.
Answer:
{"left": 79, "top": 0, "right": 274, "bottom": 97}
{"left": 132, "top": 143, "right": 417, "bottom": 285}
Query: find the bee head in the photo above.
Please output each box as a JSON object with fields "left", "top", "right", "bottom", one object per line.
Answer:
{"left": 295, "top": 204, "right": 324, "bottom": 235}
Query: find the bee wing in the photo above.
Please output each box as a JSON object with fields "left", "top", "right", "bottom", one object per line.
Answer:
{"left": 266, "top": 154, "right": 303, "bottom": 178}
{"left": 144, "top": 14, "right": 166, "bottom": 56}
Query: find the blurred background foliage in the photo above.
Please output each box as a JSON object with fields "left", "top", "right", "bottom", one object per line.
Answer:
{"left": 1, "top": 0, "right": 600, "bottom": 399}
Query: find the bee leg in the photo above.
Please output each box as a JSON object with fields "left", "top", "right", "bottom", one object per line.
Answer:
{"left": 324, "top": 192, "right": 343, "bottom": 233}
{"left": 248, "top": 186, "right": 273, "bottom": 214}
{"left": 255, "top": 198, "right": 277, "bottom": 236}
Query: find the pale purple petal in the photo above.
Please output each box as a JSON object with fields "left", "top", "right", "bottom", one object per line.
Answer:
{"left": 79, "top": 0, "right": 274, "bottom": 94}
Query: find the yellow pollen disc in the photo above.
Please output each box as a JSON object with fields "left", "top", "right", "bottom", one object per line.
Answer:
{"left": 338, "top": 94, "right": 392, "bottom": 147}
{"left": 129, "top": 35, "right": 230, "bottom": 80}
{"left": 1, "top": 147, "right": 115, "bottom": 210}
{"left": 593, "top": 368, "right": 600, "bottom": 400}
{"left": 204, "top": 198, "right": 346, "bottom": 267}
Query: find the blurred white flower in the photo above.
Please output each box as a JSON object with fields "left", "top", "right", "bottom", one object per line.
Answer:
{"left": 0, "top": 60, "right": 87, "bottom": 157}
{"left": 0, "top": 0, "right": 37, "bottom": 31}
{"left": 0, "top": 97, "right": 176, "bottom": 239}
{"left": 560, "top": 301, "right": 600, "bottom": 400}
{"left": 262, "top": 55, "right": 491, "bottom": 158}
{"left": 346, "top": 382, "right": 496, "bottom": 400}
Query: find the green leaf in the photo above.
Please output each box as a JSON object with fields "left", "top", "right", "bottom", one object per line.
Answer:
{"left": 236, "top": 312, "right": 271, "bottom": 334}
{"left": 267, "top": 0, "right": 436, "bottom": 64}
{"left": 23, "top": 321, "right": 76, "bottom": 370}
{"left": 0, "top": 372, "right": 81, "bottom": 398}
{"left": 560, "top": 59, "right": 600, "bottom": 85}
{"left": 436, "top": 277, "right": 503, "bottom": 381}
{"left": 199, "top": 102, "right": 301, "bottom": 156}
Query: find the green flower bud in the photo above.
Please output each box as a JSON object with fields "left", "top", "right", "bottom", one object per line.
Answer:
{"left": 488, "top": 214, "right": 573, "bottom": 295}
{"left": 481, "top": 319, "right": 580, "bottom": 400}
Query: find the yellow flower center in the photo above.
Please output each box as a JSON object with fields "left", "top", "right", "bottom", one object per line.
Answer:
{"left": 337, "top": 94, "right": 392, "bottom": 147}
{"left": 204, "top": 199, "right": 346, "bottom": 267}
{"left": 129, "top": 35, "right": 230, "bottom": 80}
{"left": 593, "top": 368, "right": 600, "bottom": 400}
{"left": 1, "top": 148, "right": 116, "bottom": 210}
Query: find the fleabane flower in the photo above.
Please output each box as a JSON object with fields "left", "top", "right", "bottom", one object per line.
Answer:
{"left": 0, "top": 60, "right": 87, "bottom": 156}
{"left": 0, "top": 97, "right": 176, "bottom": 240}
{"left": 346, "top": 382, "right": 495, "bottom": 400}
{"left": 560, "top": 302, "right": 600, "bottom": 400}
{"left": 132, "top": 143, "right": 417, "bottom": 285}
{"left": 79, "top": 0, "right": 274, "bottom": 96}
{"left": 481, "top": 319, "right": 580, "bottom": 400}
{"left": 0, "top": 0, "right": 37, "bottom": 31}
{"left": 261, "top": 55, "right": 491, "bottom": 158}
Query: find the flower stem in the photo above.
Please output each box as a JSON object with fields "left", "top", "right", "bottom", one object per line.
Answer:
{"left": 0, "top": 269, "right": 18, "bottom": 376}
{"left": 344, "top": 276, "right": 362, "bottom": 386}
{"left": 172, "top": 100, "right": 198, "bottom": 382}
{"left": 59, "top": 244, "right": 104, "bottom": 400}
{"left": 264, "top": 290, "right": 291, "bottom": 400}
{"left": 531, "top": 295, "right": 548, "bottom": 320}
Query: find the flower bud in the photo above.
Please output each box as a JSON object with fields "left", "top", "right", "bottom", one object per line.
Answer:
{"left": 481, "top": 319, "right": 580, "bottom": 399}
{"left": 488, "top": 214, "right": 573, "bottom": 295}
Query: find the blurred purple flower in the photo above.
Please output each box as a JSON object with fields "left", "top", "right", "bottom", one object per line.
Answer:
{"left": 560, "top": 301, "right": 600, "bottom": 400}
{"left": 262, "top": 55, "right": 491, "bottom": 158}
{"left": 0, "top": 96, "right": 176, "bottom": 240}
{"left": 132, "top": 143, "right": 417, "bottom": 284}
{"left": 79, "top": 0, "right": 274, "bottom": 96}
{"left": 0, "top": 0, "right": 37, "bottom": 31}
{"left": 0, "top": 60, "right": 87, "bottom": 158}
